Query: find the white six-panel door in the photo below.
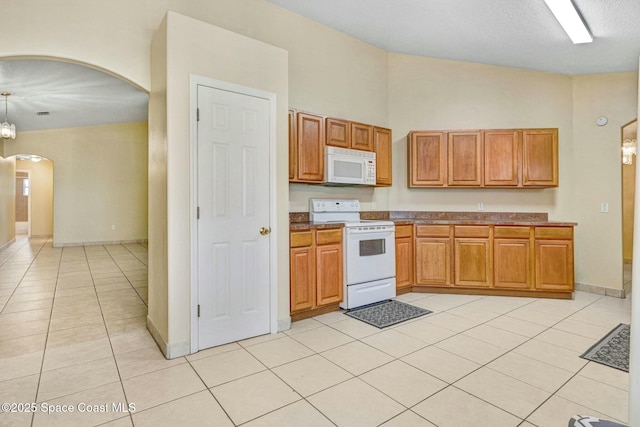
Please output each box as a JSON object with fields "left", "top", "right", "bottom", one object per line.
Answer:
{"left": 197, "top": 84, "right": 271, "bottom": 349}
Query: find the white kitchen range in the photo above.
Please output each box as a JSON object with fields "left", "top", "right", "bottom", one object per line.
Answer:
{"left": 309, "top": 198, "right": 396, "bottom": 309}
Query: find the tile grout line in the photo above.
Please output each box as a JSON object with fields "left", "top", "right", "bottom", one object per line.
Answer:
{"left": 83, "top": 244, "right": 139, "bottom": 426}
{"left": 0, "top": 237, "right": 49, "bottom": 316}
{"left": 31, "top": 238, "right": 64, "bottom": 427}
{"left": 102, "top": 244, "right": 148, "bottom": 307}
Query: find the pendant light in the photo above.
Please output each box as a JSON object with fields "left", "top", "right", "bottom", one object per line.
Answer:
{"left": 1, "top": 92, "right": 16, "bottom": 140}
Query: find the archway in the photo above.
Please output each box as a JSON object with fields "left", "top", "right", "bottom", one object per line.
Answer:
{"left": 12, "top": 154, "right": 53, "bottom": 239}
{"left": 0, "top": 57, "right": 148, "bottom": 248}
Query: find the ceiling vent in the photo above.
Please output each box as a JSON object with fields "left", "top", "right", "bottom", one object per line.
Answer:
{"left": 36, "top": 111, "right": 50, "bottom": 116}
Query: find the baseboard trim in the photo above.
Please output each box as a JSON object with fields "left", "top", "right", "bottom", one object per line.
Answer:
{"left": 278, "top": 317, "right": 291, "bottom": 332}
{"left": 54, "top": 238, "right": 148, "bottom": 248}
{"left": 575, "top": 282, "right": 626, "bottom": 298}
{"left": 146, "top": 316, "right": 190, "bottom": 360}
{"left": 0, "top": 238, "right": 16, "bottom": 253}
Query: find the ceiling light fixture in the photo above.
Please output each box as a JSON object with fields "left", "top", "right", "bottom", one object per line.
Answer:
{"left": 543, "top": 0, "right": 593, "bottom": 44}
{"left": 1, "top": 92, "right": 16, "bottom": 140}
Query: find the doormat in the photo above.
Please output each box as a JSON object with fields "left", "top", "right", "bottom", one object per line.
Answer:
{"left": 580, "top": 323, "right": 630, "bottom": 372}
{"left": 345, "top": 300, "right": 432, "bottom": 329}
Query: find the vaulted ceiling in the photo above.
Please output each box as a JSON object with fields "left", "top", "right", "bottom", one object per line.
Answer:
{"left": 2, "top": 1, "right": 639, "bottom": 133}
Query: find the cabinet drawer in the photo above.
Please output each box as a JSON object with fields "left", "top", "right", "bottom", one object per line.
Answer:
{"left": 395, "top": 224, "right": 413, "bottom": 239}
{"left": 454, "top": 225, "right": 490, "bottom": 238}
{"left": 534, "top": 227, "right": 573, "bottom": 240}
{"left": 316, "top": 229, "right": 342, "bottom": 245}
{"left": 416, "top": 225, "right": 450, "bottom": 238}
{"left": 290, "top": 231, "right": 313, "bottom": 248}
{"left": 494, "top": 226, "right": 530, "bottom": 239}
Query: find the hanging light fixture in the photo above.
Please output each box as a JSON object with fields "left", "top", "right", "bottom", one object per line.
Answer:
{"left": 1, "top": 92, "right": 16, "bottom": 140}
{"left": 622, "top": 139, "right": 637, "bottom": 165}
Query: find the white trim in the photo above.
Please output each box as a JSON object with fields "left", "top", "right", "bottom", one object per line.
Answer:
{"left": 189, "top": 75, "right": 279, "bottom": 354}
{"left": 16, "top": 169, "right": 31, "bottom": 237}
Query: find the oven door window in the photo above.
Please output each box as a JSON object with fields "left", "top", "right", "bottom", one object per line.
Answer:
{"left": 359, "top": 238, "right": 385, "bottom": 256}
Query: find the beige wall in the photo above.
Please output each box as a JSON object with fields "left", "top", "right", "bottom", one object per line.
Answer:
{"left": 623, "top": 121, "right": 638, "bottom": 262}
{"left": 4, "top": 122, "right": 148, "bottom": 246}
{"left": 387, "top": 53, "right": 575, "bottom": 218}
{"left": 149, "top": 12, "right": 288, "bottom": 356}
{"left": 16, "top": 159, "right": 54, "bottom": 237}
{"left": 387, "top": 54, "right": 638, "bottom": 291}
{"left": 572, "top": 73, "right": 638, "bottom": 290}
{"left": 0, "top": 156, "right": 16, "bottom": 250}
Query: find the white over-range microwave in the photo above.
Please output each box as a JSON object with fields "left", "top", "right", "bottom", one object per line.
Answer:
{"left": 324, "top": 146, "right": 376, "bottom": 186}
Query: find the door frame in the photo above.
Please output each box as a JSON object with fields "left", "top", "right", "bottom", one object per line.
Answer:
{"left": 189, "top": 75, "right": 279, "bottom": 353}
{"left": 16, "top": 169, "right": 32, "bottom": 237}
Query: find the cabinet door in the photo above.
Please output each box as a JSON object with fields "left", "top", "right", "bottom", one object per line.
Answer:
{"left": 351, "top": 122, "right": 374, "bottom": 151}
{"left": 448, "top": 131, "right": 482, "bottom": 186}
{"left": 288, "top": 110, "right": 297, "bottom": 180}
{"left": 494, "top": 239, "right": 531, "bottom": 289}
{"left": 415, "top": 237, "right": 451, "bottom": 286}
{"left": 374, "top": 126, "right": 392, "bottom": 186}
{"left": 296, "top": 112, "right": 325, "bottom": 182}
{"left": 535, "top": 239, "right": 574, "bottom": 291}
{"left": 409, "top": 132, "right": 446, "bottom": 187}
{"left": 522, "top": 129, "right": 558, "bottom": 187}
{"left": 454, "top": 238, "right": 492, "bottom": 287}
{"left": 290, "top": 247, "right": 315, "bottom": 312}
{"left": 326, "top": 118, "right": 350, "bottom": 148}
{"left": 395, "top": 229, "right": 413, "bottom": 290}
{"left": 484, "top": 130, "right": 519, "bottom": 186}
{"left": 316, "top": 243, "right": 343, "bottom": 306}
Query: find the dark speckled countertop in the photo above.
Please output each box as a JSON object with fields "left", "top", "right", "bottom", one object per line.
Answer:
{"left": 290, "top": 211, "right": 577, "bottom": 230}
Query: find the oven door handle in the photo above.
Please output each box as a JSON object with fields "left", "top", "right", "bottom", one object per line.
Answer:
{"left": 346, "top": 227, "right": 395, "bottom": 235}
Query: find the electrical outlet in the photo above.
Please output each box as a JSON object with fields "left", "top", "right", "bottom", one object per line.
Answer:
{"left": 477, "top": 202, "right": 484, "bottom": 211}
{"left": 371, "top": 202, "right": 377, "bottom": 210}
{"left": 600, "top": 203, "right": 609, "bottom": 213}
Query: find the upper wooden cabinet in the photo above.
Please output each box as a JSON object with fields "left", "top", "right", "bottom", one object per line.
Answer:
{"left": 523, "top": 129, "right": 558, "bottom": 187}
{"left": 408, "top": 128, "right": 558, "bottom": 188}
{"left": 408, "top": 132, "right": 447, "bottom": 187}
{"left": 374, "top": 127, "right": 392, "bottom": 186}
{"left": 484, "top": 130, "right": 520, "bottom": 187}
{"left": 290, "top": 110, "right": 391, "bottom": 184}
{"left": 293, "top": 112, "right": 324, "bottom": 183}
{"left": 448, "top": 131, "right": 482, "bottom": 186}
{"left": 351, "top": 122, "right": 374, "bottom": 151}
{"left": 326, "top": 118, "right": 350, "bottom": 149}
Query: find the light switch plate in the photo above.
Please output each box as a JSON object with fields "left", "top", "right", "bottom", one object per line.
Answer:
{"left": 600, "top": 203, "right": 609, "bottom": 213}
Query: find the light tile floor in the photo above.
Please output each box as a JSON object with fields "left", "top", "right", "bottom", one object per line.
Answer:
{"left": 0, "top": 236, "right": 632, "bottom": 427}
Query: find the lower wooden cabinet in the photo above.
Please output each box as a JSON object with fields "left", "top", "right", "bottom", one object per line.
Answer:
{"left": 414, "top": 225, "right": 452, "bottom": 286}
{"left": 534, "top": 227, "right": 574, "bottom": 291}
{"left": 316, "top": 239, "right": 343, "bottom": 306}
{"left": 493, "top": 226, "right": 532, "bottom": 289}
{"left": 453, "top": 226, "right": 492, "bottom": 287}
{"left": 395, "top": 225, "right": 414, "bottom": 291}
{"left": 290, "top": 228, "right": 343, "bottom": 317}
{"left": 411, "top": 223, "right": 574, "bottom": 298}
{"left": 290, "top": 245, "right": 315, "bottom": 312}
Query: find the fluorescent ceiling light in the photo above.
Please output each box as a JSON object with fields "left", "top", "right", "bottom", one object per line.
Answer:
{"left": 544, "top": 0, "right": 593, "bottom": 44}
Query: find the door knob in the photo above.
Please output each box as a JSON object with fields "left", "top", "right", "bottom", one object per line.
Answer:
{"left": 260, "top": 227, "right": 271, "bottom": 236}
